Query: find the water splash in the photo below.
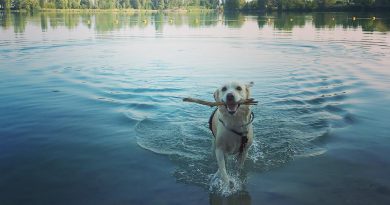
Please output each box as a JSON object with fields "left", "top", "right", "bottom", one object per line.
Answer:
{"left": 209, "top": 172, "right": 243, "bottom": 197}
{"left": 133, "top": 49, "right": 359, "bottom": 196}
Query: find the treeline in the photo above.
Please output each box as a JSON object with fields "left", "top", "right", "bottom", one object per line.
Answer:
{"left": 0, "top": 0, "right": 219, "bottom": 10}
{"left": 239, "top": 0, "right": 390, "bottom": 11}
{"left": 1, "top": 0, "right": 390, "bottom": 10}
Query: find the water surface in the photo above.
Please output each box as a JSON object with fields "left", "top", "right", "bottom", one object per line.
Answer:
{"left": 1, "top": 11, "right": 390, "bottom": 204}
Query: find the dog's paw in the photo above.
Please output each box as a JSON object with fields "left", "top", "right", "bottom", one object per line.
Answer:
{"left": 210, "top": 173, "right": 219, "bottom": 184}
{"left": 210, "top": 171, "right": 231, "bottom": 187}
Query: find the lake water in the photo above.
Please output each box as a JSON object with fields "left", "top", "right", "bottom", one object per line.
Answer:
{"left": 1, "top": 11, "right": 390, "bottom": 204}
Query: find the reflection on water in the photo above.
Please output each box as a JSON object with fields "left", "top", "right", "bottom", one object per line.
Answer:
{"left": 1, "top": 9, "right": 390, "bottom": 205}
{"left": 1, "top": 11, "right": 390, "bottom": 33}
{"left": 209, "top": 191, "right": 251, "bottom": 205}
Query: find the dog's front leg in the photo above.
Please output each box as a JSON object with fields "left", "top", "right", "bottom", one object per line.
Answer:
{"left": 215, "top": 148, "right": 229, "bottom": 184}
{"left": 237, "top": 148, "right": 249, "bottom": 169}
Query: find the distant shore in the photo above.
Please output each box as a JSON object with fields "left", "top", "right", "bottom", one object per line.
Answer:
{"left": 0, "top": 8, "right": 218, "bottom": 13}
{"left": 1, "top": 6, "right": 390, "bottom": 13}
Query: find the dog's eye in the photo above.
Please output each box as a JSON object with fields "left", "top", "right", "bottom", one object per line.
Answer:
{"left": 221, "top": 86, "right": 227, "bottom": 92}
{"left": 236, "top": 86, "right": 242, "bottom": 91}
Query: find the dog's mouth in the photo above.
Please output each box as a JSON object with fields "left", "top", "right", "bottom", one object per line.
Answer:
{"left": 225, "top": 102, "right": 240, "bottom": 115}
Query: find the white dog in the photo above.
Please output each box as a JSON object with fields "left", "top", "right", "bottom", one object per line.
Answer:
{"left": 209, "top": 81, "right": 254, "bottom": 186}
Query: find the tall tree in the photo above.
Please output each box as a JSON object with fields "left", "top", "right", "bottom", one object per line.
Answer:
{"left": 131, "top": 0, "right": 139, "bottom": 8}
{"left": 224, "top": 0, "right": 244, "bottom": 10}
{"left": 56, "top": 0, "right": 68, "bottom": 8}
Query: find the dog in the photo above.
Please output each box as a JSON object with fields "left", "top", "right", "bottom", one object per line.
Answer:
{"left": 209, "top": 81, "right": 254, "bottom": 186}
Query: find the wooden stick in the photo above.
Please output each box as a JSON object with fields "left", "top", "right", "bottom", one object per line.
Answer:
{"left": 183, "top": 97, "right": 258, "bottom": 107}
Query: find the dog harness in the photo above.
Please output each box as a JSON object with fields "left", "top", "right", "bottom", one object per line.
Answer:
{"left": 208, "top": 108, "right": 254, "bottom": 154}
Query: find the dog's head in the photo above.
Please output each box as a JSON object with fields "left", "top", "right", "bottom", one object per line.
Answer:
{"left": 213, "top": 81, "right": 253, "bottom": 115}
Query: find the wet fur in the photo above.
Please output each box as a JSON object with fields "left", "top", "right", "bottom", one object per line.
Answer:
{"left": 210, "top": 82, "right": 254, "bottom": 185}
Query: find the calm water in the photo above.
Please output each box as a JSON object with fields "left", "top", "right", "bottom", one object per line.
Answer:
{"left": 1, "top": 11, "right": 390, "bottom": 204}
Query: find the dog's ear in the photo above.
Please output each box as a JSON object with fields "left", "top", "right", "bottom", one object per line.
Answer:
{"left": 245, "top": 82, "right": 253, "bottom": 99}
{"left": 213, "top": 89, "right": 221, "bottom": 102}
{"left": 246, "top": 82, "right": 254, "bottom": 88}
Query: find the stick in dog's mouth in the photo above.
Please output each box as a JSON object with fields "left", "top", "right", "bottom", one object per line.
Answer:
{"left": 182, "top": 97, "right": 258, "bottom": 107}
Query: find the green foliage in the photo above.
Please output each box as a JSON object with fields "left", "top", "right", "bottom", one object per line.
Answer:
{"left": 12, "top": 0, "right": 21, "bottom": 9}
{"left": 242, "top": 0, "right": 258, "bottom": 10}
{"left": 56, "top": 0, "right": 68, "bottom": 8}
{"left": 69, "top": 0, "right": 81, "bottom": 8}
{"left": 257, "top": 0, "right": 265, "bottom": 9}
{"left": 98, "top": 0, "right": 115, "bottom": 8}
{"left": 224, "top": 0, "right": 245, "bottom": 10}
{"left": 0, "top": 0, "right": 12, "bottom": 9}
{"left": 1, "top": 0, "right": 388, "bottom": 10}
{"left": 131, "top": 0, "right": 139, "bottom": 8}
{"left": 79, "top": 0, "right": 90, "bottom": 8}
{"left": 10, "top": 0, "right": 41, "bottom": 10}
{"left": 139, "top": 0, "right": 152, "bottom": 9}
{"left": 21, "top": 0, "right": 40, "bottom": 11}
{"left": 45, "top": 2, "right": 56, "bottom": 8}
{"left": 152, "top": 0, "right": 164, "bottom": 9}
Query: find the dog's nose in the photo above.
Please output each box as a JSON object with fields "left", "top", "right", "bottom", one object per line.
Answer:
{"left": 226, "top": 93, "right": 234, "bottom": 101}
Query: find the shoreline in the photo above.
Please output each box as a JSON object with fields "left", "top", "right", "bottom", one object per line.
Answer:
{"left": 0, "top": 8, "right": 218, "bottom": 13}
{"left": 1, "top": 7, "right": 390, "bottom": 14}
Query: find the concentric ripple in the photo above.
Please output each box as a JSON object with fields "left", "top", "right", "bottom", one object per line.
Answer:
{"left": 134, "top": 56, "right": 362, "bottom": 196}
{"left": 134, "top": 73, "right": 358, "bottom": 196}
{"left": 2, "top": 11, "right": 387, "bottom": 198}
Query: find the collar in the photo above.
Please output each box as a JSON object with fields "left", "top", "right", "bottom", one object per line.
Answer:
{"left": 218, "top": 111, "right": 254, "bottom": 130}
{"left": 218, "top": 111, "right": 254, "bottom": 154}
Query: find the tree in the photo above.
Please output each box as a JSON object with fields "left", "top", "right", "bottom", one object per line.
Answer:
{"left": 56, "top": 0, "right": 68, "bottom": 8}
{"left": 224, "top": 0, "right": 245, "bottom": 10}
{"left": 0, "top": 0, "right": 12, "bottom": 9}
{"left": 22, "top": 0, "right": 39, "bottom": 11}
{"left": 80, "top": 0, "right": 90, "bottom": 8}
{"left": 39, "top": 0, "right": 45, "bottom": 8}
{"left": 151, "top": 0, "right": 163, "bottom": 9}
{"left": 122, "top": 0, "right": 131, "bottom": 8}
{"left": 139, "top": 0, "right": 151, "bottom": 9}
{"left": 257, "top": 0, "right": 266, "bottom": 9}
{"left": 12, "top": 0, "right": 21, "bottom": 9}
{"left": 68, "top": 0, "right": 81, "bottom": 8}
{"left": 97, "top": 0, "right": 115, "bottom": 8}
{"left": 210, "top": 0, "right": 219, "bottom": 8}
{"left": 156, "top": 0, "right": 163, "bottom": 9}
{"left": 131, "top": 0, "right": 139, "bottom": 8}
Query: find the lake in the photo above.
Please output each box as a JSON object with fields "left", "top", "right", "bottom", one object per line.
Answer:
{"left": 1, "top": 10, "right": 390, "bottom": 205}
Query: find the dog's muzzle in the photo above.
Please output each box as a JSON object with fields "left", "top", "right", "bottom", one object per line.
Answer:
{"left": 225, "top": 93, "right": 239, "bottom": 115}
